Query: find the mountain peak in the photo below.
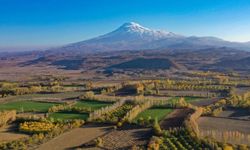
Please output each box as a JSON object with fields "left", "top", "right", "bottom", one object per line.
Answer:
{"left": 121, "top": 22, "right": 142, "bottom": 27}
{"left": 118, "top": 22, "right": 151, "bottom": 33}
{"left": 58, "top": 22, "right": 250, "bottom": 52}
{"left": 82, "top": 21, "right": 182, "bottom": 46}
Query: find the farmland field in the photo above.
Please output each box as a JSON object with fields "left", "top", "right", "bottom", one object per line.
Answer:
{"left": 191, "top": 97, "right": 221, "bottom": 107}
{"left": 198, "top": 116, "right": 250, "bottom": 134}
{"left": 0, "top": 125, "right": 29, "bottom": 143}
{"left": 160, "top": 108, "right": 193, "bottom": 130}
{"left": 49, "top": 112, "right": 89, "bottom": 120}
{"left": 134, "top": 107, "right": 173, "bottom": 122}
{"left": 37, "top": 125, "right": 111, "bottom": 150}
{"left": 218, "top": 108, "right": 250, "bottom": 120}
{"left": 168, "top": 96, "right": 202, "bottom": 102}
{"left": 198, "top": 116, "right": 250, "bottom": 145}
{"left": 159, "top": 90, "right": 216, "bottom": 97}
{"left": 0, "top": 92, "right": 83, "bottom": 103}
{"left": 100, "top": 128, "right": 152, "bottom": 149}
{"left": 0, "top": 101, "right": 58, "bottom": 112}
{"left": 74, "top": 100, "right": 113, "bottom": 110}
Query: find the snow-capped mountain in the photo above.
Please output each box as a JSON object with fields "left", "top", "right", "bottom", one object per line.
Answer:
{"left": 95, "top": 22, "right": 182, "bottom": 41}
{"left": 54, "top": 22, "right": 250, "bottom": 52}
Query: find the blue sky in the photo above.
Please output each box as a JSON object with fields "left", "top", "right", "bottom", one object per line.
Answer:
{"left": 1, "top": 0, "right": 250, "bottom": 51}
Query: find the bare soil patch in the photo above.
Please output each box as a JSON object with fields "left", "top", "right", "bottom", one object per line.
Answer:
{"left": 198, "top": 116, "right": 250, "bottom": 134}
{"left": 160, "top": 90, "right": 214, "bottom": 97}
{"left": 0, "top": 124, "right": 29, "bottom": 143}
{"left": 198, "top": 116, "right": 250, "bottom": 145}
{"left": 99, "top": 127, "right": 152, "bottom": 149}
{"left": 37, "top": 124, "right": 112, "bottom": 150}
{"left": 160, "top": 108, "right": 193, "bottom": 130}
{"left": 218, "top": 108, "right": 250, "bottom": 120}
{"left": 191, "top": 97, "right": 221, "bottom": 107}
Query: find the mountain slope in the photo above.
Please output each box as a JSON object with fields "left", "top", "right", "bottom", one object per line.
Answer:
{"left": 208, "top": 57, "right": 250, "bottom": 71}
{"left": 58, "top": 22, "right": 181, "bottom": 52}
{"left": 52, "top": 22, "right": 250, "bottom": 52}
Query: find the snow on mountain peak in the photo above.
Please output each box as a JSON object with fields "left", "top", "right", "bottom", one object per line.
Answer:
{"left": 59, "top": 21, "right": 250, "bottom": 52}
{"left": 111, "top": 22, "right": 180, "bottom": 40}
{"left": 86, "top": 22, "right": 183, "bottom": 44}
{"left": 120, "top": 22, "right": 151, "bottom": 32}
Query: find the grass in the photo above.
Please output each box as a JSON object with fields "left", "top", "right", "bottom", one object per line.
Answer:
{"left": 0, "top": 101, "right": 58, "bottom": 112}
{"left": 183, "top": 96, "right": 202, "bottom": 102}
{"left": 49, "top": 112, "right": 88, "bottom": 120}
{"left": 74, "top": 100, "right": 113, "bottom": 110}
{"left": 134, "top": 107, "right": 173, "bottom": 122}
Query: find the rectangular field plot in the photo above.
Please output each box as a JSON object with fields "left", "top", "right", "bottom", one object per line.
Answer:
{"left": 0, "top": 101, "right": 58, "bottom": 112}
{"left": 218, "top": 108, "right": 250, "bottom": 120}
{"left": 134, "top": 107, "right": 173, "bottom": 122}
{"left": 198, "top": 117, "right": 250, "bottom": 134}
{"left": 169, "top": 96, "right": 202, "bottom": 102}
{"left": 49, "top": 112, "right": 88, "bottom": 120}
{"left": 0, "top": 92, "right": 83, "bottom": 102}
{"left": 74, "top": 100, "right": 113, "bottom": 110}
{"left": 198, "top": 116, "right": 250, "bottom": 145}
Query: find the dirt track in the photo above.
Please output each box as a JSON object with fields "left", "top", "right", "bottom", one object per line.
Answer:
{"left": 37, "top": 124, "right": 112, "bottom": 150}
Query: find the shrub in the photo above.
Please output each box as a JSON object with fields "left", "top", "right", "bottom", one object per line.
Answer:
{"left": 95, "top": 137, "right": 103, "bottom": 147}
{"left": 0, "top": 110, "right": 16, "bottom": 127}
{"left": 153, "top": 118, "right": 162, "bottom": 136}
{"left": 19, "top": 121, "right": 58, "bottom": 134}
{"left": 79, "top": 91, "right": 95, "bottom": 100}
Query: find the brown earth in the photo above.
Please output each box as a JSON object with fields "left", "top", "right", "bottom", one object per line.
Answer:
{"left": 36, "top": 124, "right": 112, "bottom": 150}
{"left": 198, "top": 116, "right": 250, "bottom": 145}
{"left": 198, "top": 116, "right": 250, "bottom": 134}
{"left": 191, "top": 97, "right": 222, "bottom": 107}
{"left": 160, "top": 108, "right": 193, "bottom": 130}
{"left": 97, "top": 127, "right": 152, "bottom": 150}
{"left": 0, "top": 124, "right": 29, "bottom": 143}
{"left": 218, "top": 108, "right": 250, "bottom": 121}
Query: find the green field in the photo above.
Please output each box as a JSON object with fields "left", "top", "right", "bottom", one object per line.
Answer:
{"left": 183, "top": 96, "right": 202, "bottom": 102}
{"left": 134, "top": 107, "right": 173, "bottom": 122}
{"left": 0, "top": 101, "right": 58, "bottom": 112}
{"left": 74, "top": 100, "right": 113, "bottom": 110}
{"left": 49, "top": 112, "right": 88, "bottom": 120}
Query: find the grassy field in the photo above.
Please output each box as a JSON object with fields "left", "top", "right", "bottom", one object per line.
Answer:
{"left": 0, "top": 101, "right": 58, "bottom": 112}
{"left": 49, "top": 112, "right": 88, "bottom": 120}
{"left": 134, "top": 107, "right": 173, "bottom": 122}
{"left": 183, "top": 96, "right": 202, "bottom": 102}
{"left": 74, "top": 100, "right": 113, "bottom": 110}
